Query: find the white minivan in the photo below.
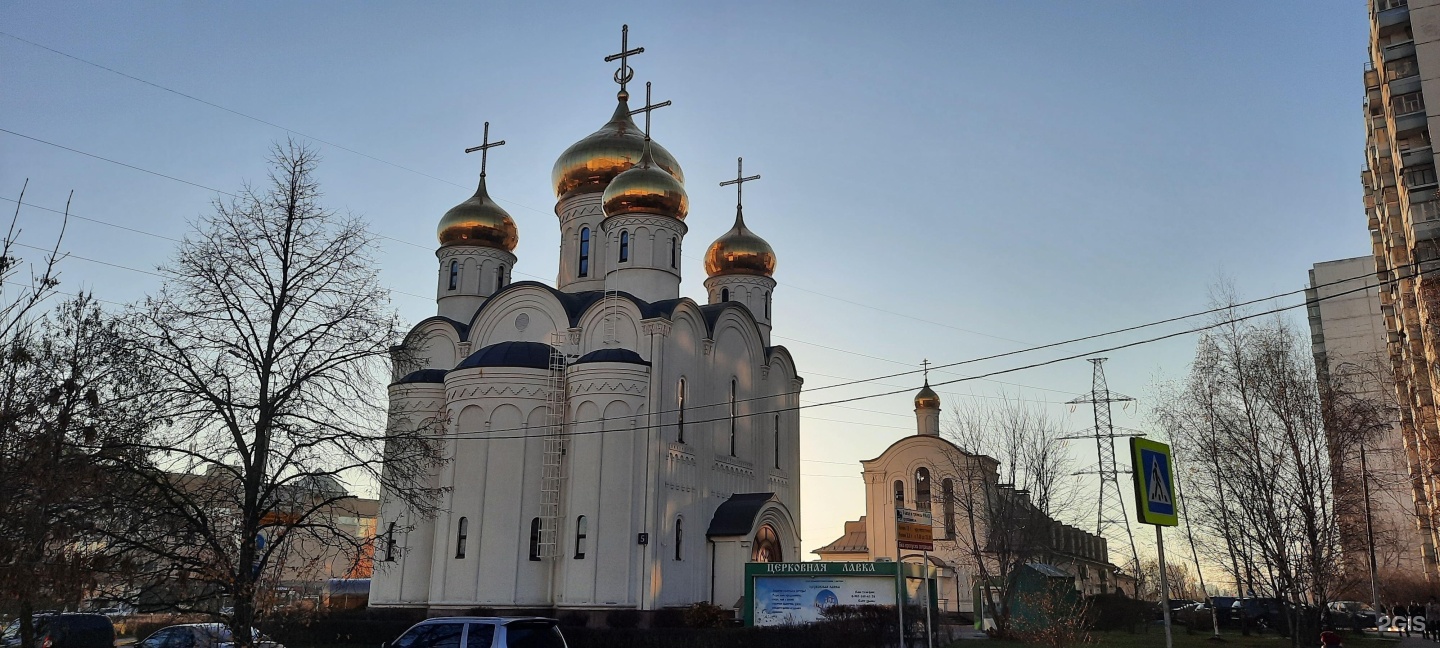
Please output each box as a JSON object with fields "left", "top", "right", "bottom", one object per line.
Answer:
{"left": 385, "top": 618, "right": 566, "bottom": 648}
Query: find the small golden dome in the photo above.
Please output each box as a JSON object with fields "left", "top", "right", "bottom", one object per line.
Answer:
{"left": 437, "top": 177, "right": 519, "bottom": 251}
{"left": 704, "top": 207, "right": 776, "bottom": 277}
{"left": 602, "top": 142, "right": 688, "bottom": 220}
{"left": 552, "top": 97, "right": 684, "bottom": 199}
{"left": 914, "top": 382, "right": 941, "bottom": 410}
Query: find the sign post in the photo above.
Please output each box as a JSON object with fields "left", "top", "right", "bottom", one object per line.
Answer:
{"left": 896, "top": 508, "right": 934, "bottom": 648}
{"left": 1131, "top": 438, "right": 1178, "bottom": 648}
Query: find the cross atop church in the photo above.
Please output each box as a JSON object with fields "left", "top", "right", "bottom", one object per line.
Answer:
{"left": 922, "top": 359, "right": 931, "bottom": 382}
{"left": 463, "top": 121, "right": 505, "bottom": 178}
{"left": 719, "top": 157, "right": 760, "bottom": 210}
{"left": 627, "top": 82, "right": 671, "bottom": 141}
{"left": 604, "top": 24, "right": 644, "bottom": 99}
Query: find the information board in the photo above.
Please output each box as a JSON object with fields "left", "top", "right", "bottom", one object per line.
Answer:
{"left": 896, "top": 507, "right": 934, "bottom": 551}
{"left": 751, "top": 573, "right": 897, "bottom": 626}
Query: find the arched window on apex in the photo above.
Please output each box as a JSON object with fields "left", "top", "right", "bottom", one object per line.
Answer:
{"left": 774, "top": 413, "right": 781, "bottom": 469}
{"left": 574, "top": 515, "right": 588, "bottom": 559}
{"left": 528, "top": 517, "right": 542, "bottom": 561}
{"left": 497, "top": 264, "right": 506, "bottom": 290}
{"left": 942, "top": 478, "right": 955, "bottom": 539}
{"left": 764, "top": 291, "right": 770, "bottom": 319}
{"left": 674, "top": 517, "right": 684, "bottom": 561}
{"left": 677, "top": 377, "right": 687, "bottom": 443}
{"left": 916, "top": 467, "right": 932, "bottom": 513}
{"left": 721, "top": 288, "right": 730, "bottom": 302}
{"left": 448, "top": 260, "right": 459, "bottom": 291}
{"left": 729, "top": 379, "right": 738, "bottom": 457}
{"left": 578, "top": 227, "right": 591, "bottom": 278}
{"left": 384, "top": 521, "right": 397, "bottom": 562}
{"left": 455, "top": 517, "right": 468, "bottom": 559}
{"left": 752, "top": 524, "right": 782, "bottom": 563}
{"left": 893, "top": 480, "right": 905, "bottom": 506}
{"left": 619, "top": 230, "right": 629, "bottom": 263}
{"left": 669, "top": 238, "right": 677, "bottom": 268}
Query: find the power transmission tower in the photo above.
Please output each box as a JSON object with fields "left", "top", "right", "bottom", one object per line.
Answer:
{"left": 1065, "top": 357, "right": 1143, "bottom": 582}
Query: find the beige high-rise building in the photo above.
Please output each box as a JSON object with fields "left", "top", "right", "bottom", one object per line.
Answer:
{"left": 1361, "top": 0, "right": 1440, "bottom": 587}
{"left": 1308, "top": 258, "right": 1431, "bottom": 591}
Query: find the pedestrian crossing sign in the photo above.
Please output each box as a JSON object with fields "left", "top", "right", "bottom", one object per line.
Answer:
{"left": 1130, "top": 438, "right": 1178, "bottom": 526}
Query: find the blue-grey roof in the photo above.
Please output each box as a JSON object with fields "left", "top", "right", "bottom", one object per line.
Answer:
{"left": 394, "top": 369, "right": 448, "bottom": 384}
{"left": 707, "top": 492, "right": 778, "bottom": 537}
{"left": 573, "top": 348, "right": 650, "bottom": 366}
{"left": 455, "top": 341, "right": 556, "bottom": 370}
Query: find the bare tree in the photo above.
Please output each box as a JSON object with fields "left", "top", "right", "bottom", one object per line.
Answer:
{"left": 942, "top": 396, "right": 1079, "bottom": 638}
{"left": 1155, "top": 293, "right": 1380, "bottom": 646}
{"left": 91, "top": 142, "right": 444, "bottom": 646}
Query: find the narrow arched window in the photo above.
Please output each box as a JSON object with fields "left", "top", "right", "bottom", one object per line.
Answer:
{"left": 677, "top": 378, "right": 687, "bottom": 443}
{"left": 497, "top": 264, "right": 506, "bottom": 289}
{"left": 943, "top": 479, "right": 955, "bottom": 539}
{"left": 674, "top": 518, "right": 684, "bottom": 561}
{"left": 916, "top": 467, "right": 932, "bottom": 513}
{"left": 528, "top": 517, "right": 542, "bottom": 561}
{"left": 574, "top": 515, "right": 588, "bottom": 559}
{"left": 893, "top": 480, "right": 904, "bottom": 505}
{"left": 455, "top": 517, "right": 468, "bottom": 559}
{"left": 384, "top": 522, "right": 397, "bottom": 562}
{"left": 669, "top": 238, "right": 677, "bottom": 268}
{"left": 764, "top": 291, "right": 770, "bottom": 319}
{"left": 729, "top": 379, "right": 738, "bottom": 457}
{"left": 619, "top": 230, "right": 630, "bottom": 263}
{"left": 721, "top": 288, "right": 730, "bottom": 302}
{"left": 448, "top": 260, "right": 459, "bottom": 290}
{"left": 774, "top": 413, "right": 781, "bottom": 469}
{"left": 578, "top": 227, "right": 591, "bottom": 278}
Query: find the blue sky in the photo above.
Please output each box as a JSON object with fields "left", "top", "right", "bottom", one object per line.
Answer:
{"left": 1, "top": 2, "right": 1368, "bottom": 557}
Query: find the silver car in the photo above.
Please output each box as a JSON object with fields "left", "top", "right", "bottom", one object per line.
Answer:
{"left": 137, "top": 624, "right": 282, "bottom": 648}
{"left": 385, "top": 618, "right": 566, "bottom": 648}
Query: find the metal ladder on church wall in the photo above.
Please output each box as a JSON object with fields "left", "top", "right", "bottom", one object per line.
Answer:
{"left": 537, "top": 331, "right": 569, "bottom": 559}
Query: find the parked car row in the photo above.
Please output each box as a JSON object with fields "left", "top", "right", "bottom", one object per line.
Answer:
{"left": 1171, "top": 597, "right": 1380, "bottom": 631}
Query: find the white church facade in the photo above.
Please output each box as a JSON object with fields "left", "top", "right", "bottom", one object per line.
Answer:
{"left": 370, "top": 43, "right": 801, "bottom": 615}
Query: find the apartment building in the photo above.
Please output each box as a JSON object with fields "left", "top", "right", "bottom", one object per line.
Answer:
{"left": 1308, "top": 257, "right": 1431, "bottom": 591}
{"left": 1363, "top": 0, "right": 1440, "bottom": 586}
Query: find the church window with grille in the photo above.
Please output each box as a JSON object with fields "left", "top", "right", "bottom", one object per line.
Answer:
{"left": 893, "top": 480, "right": 904, "bottom": 505}
{"left": 448, "top": 260, "right": 459, "bottom": 290}
{"left": 455, "top": 517, "right": 468, "bottom": 559}
{"left": 574, "top": 515, "right": 587, "bottom": 559}
{"left": 729, "top": 379, "right": 738, "bottom": 456}
{"left": 915, "top": 467, "right": 931, "bottom": 513}
{"left": 384, "top": 522, "right": 397, "bottom": 562}
{"left": 677, "top": 378, "right": 687, "bottom": 443}
{"left": 619, "top": 230, "right": 629, "bottom": 262}
{"left": 774, "top": 413, "right": 781, "bottom": 468}
{"left": 764, "top": 291, "right": 770, "bottom": 318}
{"left": 497, "top": 264, "right": 506, "bottom": 289}
{"left": 528, "top": 517, "right": 541, "bottom": 561}
{"left": 578, "top": 227, "right": 590, "bottom": 277}
{"left": 721, "top": 288, "right": 729, "bottom": 302}
{"left": 942, "top": 478, "right": 955, "bottom": 539}
{"left": 669, "top": 238, "right": 677, "bottom": 268}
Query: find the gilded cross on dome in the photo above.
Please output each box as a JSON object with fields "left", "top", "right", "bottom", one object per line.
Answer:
{"left": 719, "top": 157, "right": 761, "bottom": 210}
{"left": 463, "top": 121, "right": 506, "bottom": 178}
{"left": 627, "top": 81, "right": 672, "bottom": 141}
{"left": 922, "top": 359, "right": 931, "bottom": 381}
{"left": 604, "top": 24, "right": 645, "bottom": 100}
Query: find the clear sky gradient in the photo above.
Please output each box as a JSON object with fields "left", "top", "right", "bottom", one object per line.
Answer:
{"left": 1, "top": 2, "right": 1368, "bottom": 559}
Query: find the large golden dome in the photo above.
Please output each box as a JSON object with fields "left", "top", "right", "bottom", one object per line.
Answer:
{"left": 914, "top": 382, "right": 941, "bottom": 410}
{"left": 704, "top": 207, "right": 776, "bottom": 277}
{"left": 602, "top": 142, "right": 688, "bottom": 219}
{"left": 437, "top": 177, "right": 519, "bottom": 251}
{"left": 552, "top": 97, "right": 684, "bottom": 199}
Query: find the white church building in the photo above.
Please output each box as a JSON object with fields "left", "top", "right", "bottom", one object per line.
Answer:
{"left": 370, "top": 45, "right": 801, "bottom": 615}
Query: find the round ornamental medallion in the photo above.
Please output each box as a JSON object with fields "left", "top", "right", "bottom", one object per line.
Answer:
{"left": 515, "top": 313, "right": 530, "bottom": 331}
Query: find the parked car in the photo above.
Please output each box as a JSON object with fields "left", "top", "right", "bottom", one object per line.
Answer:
{"left": 385, "top": 617, "right": 566, "bottom": 648}
{"left": 1185, "top": 597, "right": 1237, "bottom": 627}
{"left": 1326, "top": 601, "right": 1378, "bottom": 629}
{"left": 1230, "top": 597, "right": 1285, "bottom": 629}
{"left": 0, "top": 613, "right": 115, "bottom": 648}
{"left": 137, "top": 624, "right": 282, "bottom": 648}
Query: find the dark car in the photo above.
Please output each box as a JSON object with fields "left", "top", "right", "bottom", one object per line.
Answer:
{"left": 385, "top": 617, "right": 566, "bottom": 648}
{"left": 137, "top": 624, "right": 281, "bottom": 648}
{"left": 1, "top": 614, "right": 115, "bottom": 648}
{"left": 1231, "top": 598, "right": 1285, "bottom": 629}
{"left": 1326, "top": 601, "right": 1378, "bottom": 629}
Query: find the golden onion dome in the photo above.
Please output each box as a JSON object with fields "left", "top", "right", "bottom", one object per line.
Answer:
{"left": 704, "top": 207, "right": 777, "bottom": 277}
{"left": 602, "top": 142, "right": 688, "bottom": 220}
{"left": 914, "top": 382, "right": 941, "bottom": 410}
{"left": 437, "top": 176, "right": 519, "bottom": 251}
{"left": 552, "top": 97, "right": 684, "bottom": 199}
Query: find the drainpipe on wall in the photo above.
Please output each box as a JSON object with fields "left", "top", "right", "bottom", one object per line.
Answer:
{"left": 709, "top": 539, "right": 717, "bottom": 603}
